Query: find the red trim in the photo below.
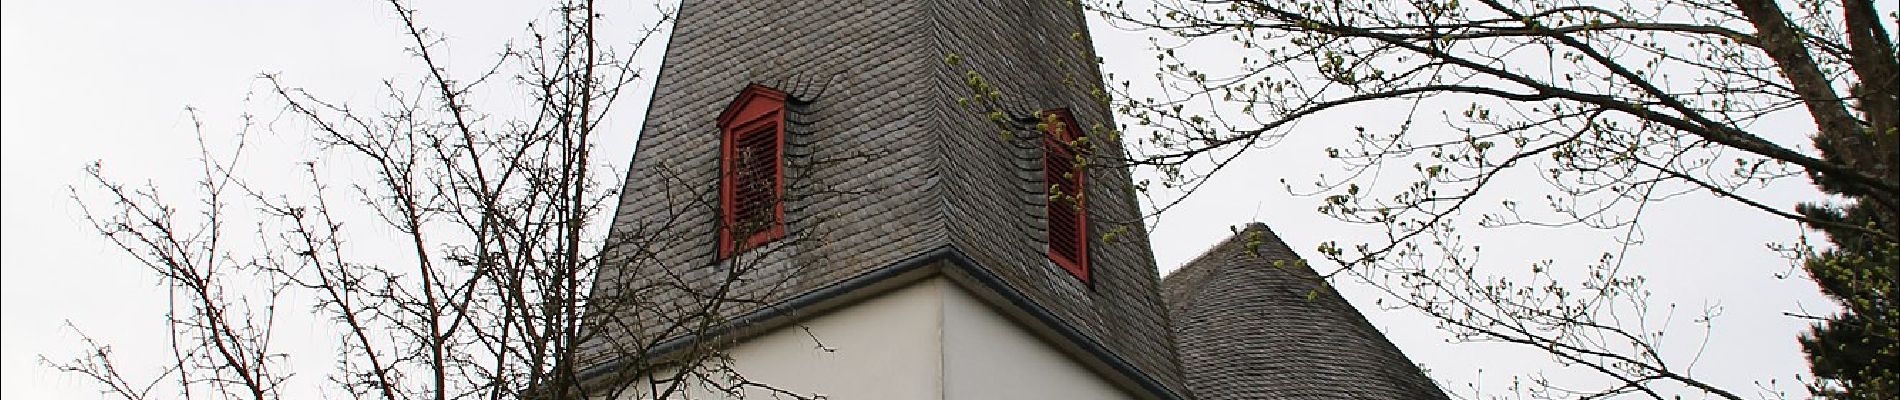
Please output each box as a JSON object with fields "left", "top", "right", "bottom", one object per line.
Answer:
{"left": 719, "top": 85, "right": 788, "bottom": 258}
{"left": 1042, "top": 109, "right": 1089, "bottom": 283}
{"left": 717, "top": 84, "right": 789, "bottom": 127}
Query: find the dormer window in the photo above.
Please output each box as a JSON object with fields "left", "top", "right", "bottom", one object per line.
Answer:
{"left": 718, "top": 85, "right": 789, "bottom": 258}
{"left": 1041, "top": 109, "right": 1089, "bottom": 283}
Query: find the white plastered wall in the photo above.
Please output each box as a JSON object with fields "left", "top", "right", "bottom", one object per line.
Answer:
{"left": 606, "top": 276, "right": 1133, "bottom": 400}
{"left": 940, "top": 277, "right": 1130, "bottom": 400}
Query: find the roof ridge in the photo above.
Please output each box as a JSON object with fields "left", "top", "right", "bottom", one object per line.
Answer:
{"left": 1159, "top": 223, "right": 1270, "bottom": 325}
{"left": 1160, "top": 222, "right": 1266, "bottom": 282}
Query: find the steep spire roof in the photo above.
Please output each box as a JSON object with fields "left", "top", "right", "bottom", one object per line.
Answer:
{"left": 584, "top": 0, "right": 1184, "bottom": 397}
{"left": 1163, "top": 223, "right": 1451, "bottom": 400}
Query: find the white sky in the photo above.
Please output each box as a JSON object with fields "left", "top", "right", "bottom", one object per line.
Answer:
{"left": 2, "top": 1, "right": 1841, "bottom": 399}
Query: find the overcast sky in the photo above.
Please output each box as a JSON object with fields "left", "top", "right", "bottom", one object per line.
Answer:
{"left": 3, "top": 1, "right": 1844, "bottom": 399}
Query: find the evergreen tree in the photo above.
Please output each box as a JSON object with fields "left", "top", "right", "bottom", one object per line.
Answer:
{"left": 1798, "top": 180, "right": 1898, "bottom": 399}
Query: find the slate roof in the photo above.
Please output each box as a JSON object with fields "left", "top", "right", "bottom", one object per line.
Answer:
{"left": 583, "top": 0, "right": 1184, "bottom": 396}
{"left": 1163, "top": 223, "right": 1452, "bottom": 400}
{"left": 585, "top": 0, "right": 1453, "bottom": 397}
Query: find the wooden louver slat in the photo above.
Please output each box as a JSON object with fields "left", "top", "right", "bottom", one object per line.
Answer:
{"left": 733, "top": 126, "right": 778, "bottom": 239}
{"left": 1047, "top": 143, "right": 1081, "bottom": 261}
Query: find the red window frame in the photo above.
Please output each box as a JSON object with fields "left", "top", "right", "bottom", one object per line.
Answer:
{"left": 1041, "top": 109, "right": 1089, "bottom": 283}
{"left": 717, "top": 85, "right": 789, "bottom": 258}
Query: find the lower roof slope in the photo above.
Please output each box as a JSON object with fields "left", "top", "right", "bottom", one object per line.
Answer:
{"left": 1163, "top": 223, "right": 1451, "bottom": 400}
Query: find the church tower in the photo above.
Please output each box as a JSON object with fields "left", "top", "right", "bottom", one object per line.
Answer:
{"left": 577, "top": 0, "right": 1187, "bottom": 399}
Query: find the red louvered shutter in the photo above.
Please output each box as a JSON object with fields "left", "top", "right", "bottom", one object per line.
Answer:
{"left": 718, "top": 85, "right": 788, "bottom": 258}
{"left": 1042, "top": 109, "right": 1089, "bottom": 283}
